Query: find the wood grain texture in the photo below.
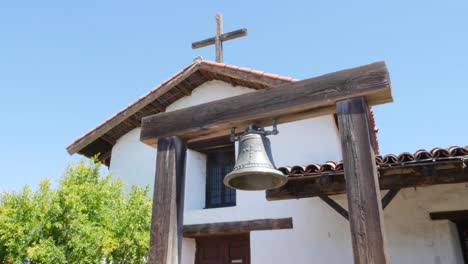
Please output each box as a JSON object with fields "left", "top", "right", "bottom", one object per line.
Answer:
{"left": 148, "top": 137, "right": 187, "bottom": 264}
{"left": 140, "top": 61, "right": 392, "bottom": 146}
{"left": 191, "top": 29, "right": 248, "bottom": 49}
{"left": 183, "top": 218, "right": 293, "bottom": 238}
{"left": 337, "top": 97, "right": 388, "bottom": 264}
{"left": 215, "top": 13, "right": 223, "bottom": 63}
{"left": 266, "top": 158, "right": 468, "bottom": 200}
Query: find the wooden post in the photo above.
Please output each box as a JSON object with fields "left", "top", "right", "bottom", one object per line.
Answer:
{"left": 148, "top": 136, "right": 187, "bottom": 264}
{"left": 215, "top": 13, "right": 223, "bottom": 63}
{"left": 336, "top": 97, "right": 389, "bottom": 264}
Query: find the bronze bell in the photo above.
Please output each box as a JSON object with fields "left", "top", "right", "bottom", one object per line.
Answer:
{"left": 223, "top": 124, "right": 287, "bottom": 191}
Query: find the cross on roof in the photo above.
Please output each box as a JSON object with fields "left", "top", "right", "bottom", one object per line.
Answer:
{"left": 192, "top": 14, "right": 248, "bottom": 63}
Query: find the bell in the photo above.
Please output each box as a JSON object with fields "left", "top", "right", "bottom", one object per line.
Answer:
{"left": 223, "top": 127, "right": 287, "bottom": 191}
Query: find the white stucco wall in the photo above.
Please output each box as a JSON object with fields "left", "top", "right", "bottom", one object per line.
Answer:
{"left": 109, "top": 127, "right": 156, "bottom": 189}
{"left": 109, "top": 80, "right": 467, "bottom": 264}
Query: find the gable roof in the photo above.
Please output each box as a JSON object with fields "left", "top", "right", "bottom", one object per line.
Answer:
{"left": 66, "top": 58, "right": 298, "bottom": 165}
{"left": 67, "top": 59, "right": 379, "bottom": 166}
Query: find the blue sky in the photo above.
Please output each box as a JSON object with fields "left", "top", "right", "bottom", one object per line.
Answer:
{"left": 0, "top": 0, "right": 467, "bottom": 191}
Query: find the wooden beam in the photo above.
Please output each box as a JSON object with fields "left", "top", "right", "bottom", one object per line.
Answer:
{"left": 430, "top": 210, "right": 468, "bottom": 222}
{"left": 124, "top": 116, "right": 141, "bottom": 127}
{"left": 381, "top": 188, "right": 400, "bottom": 210}
{"left": 175, "top": 83, "right": 191, "bottom": 96}
{"left": 183, "top": 218, "right": 293, "bottom": 238}
{"left": 215, "top": 13, "right": 223, "bottom": 63}
{"left": 319, "top": 195, "right": 349, "bottom": 220}
{"left": 337, "top": 97, "right": 388, "bottom": 264}
{"left": 191, "top": 29, "right": 248, "bottom": 49}
{"left": 98, "top": 151, "right": 112, "bottom": 163}
{"left": 149, "top": 101, "right": 166, "bottom": 112}
{"left": 186, "top": 134, "right": 234, "bottom": 153}
{"left": 148, "top": 137, "right": 187, "bottom": 264}
{"left": 100, "top": 134, "right": 116, "bottom": 145}
{"left": 141, "top": 62, "right": 392, "bottom": 146}
{"left": 266, "top": 158, "right": 468, "bottom": 200}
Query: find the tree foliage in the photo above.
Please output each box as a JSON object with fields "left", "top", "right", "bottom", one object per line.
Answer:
{"left": 0, "top": 159, "right": 152, "bottom": 263}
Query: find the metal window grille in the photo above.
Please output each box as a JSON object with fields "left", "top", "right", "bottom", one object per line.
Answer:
{"left": 205, "top": 150, "right": 236, "bottom": 208}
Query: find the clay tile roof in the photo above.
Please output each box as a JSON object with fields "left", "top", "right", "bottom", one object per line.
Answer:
{"left": 279, "top": 146, "right": 468, "bottom": 176}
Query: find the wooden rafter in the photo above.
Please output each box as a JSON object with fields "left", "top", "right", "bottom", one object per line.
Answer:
{"left": 123, "top": 116, "right": 141, "bottom": 127}
{"left": 99, "top": 134, "right": 116, "bottom": 145}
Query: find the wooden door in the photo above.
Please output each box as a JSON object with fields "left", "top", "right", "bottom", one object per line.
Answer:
{"left": 195, "top": 234, "right": 250, "bottom": 264}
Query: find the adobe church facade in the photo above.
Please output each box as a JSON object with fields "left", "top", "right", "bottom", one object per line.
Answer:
{"left": 68, "top": 59, "right": 468, "bottom": 264}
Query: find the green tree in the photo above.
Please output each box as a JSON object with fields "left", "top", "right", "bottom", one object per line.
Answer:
{"left": 0, "top": 159, "right": 151, "bottom": 264}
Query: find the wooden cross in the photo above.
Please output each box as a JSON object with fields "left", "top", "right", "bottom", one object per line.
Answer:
{"left": 192, "top": 14, "right": 248, "bottom": 63}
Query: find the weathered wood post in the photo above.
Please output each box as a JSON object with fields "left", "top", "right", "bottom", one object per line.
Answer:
{"left": 148, "top": 136, "right": 187, "bottom": 264}
{"left": 336, "top": 97, "right": 389, "bottom": 264}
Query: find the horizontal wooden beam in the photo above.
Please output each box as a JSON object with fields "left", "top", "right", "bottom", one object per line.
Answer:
{"left": 186, "top": 134, "right": 233, "bottom": 153}
{"left": 183, "top": 218, "right": 293, "bottom": 238}
{"left": 192, "top": 29, "right": 248, "bottom": 49}
{"left": 430, "top": 210, "right": 468, "bottom": 222}
{"left": 141, "top": 61, "right": 392, "bottom": 146}
{"left": 266, "top": 159, "right": 468, "bottom": 201}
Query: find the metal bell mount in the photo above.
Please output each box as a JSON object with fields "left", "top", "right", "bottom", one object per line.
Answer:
{"left": 223, "top": 121, "right": 288, "bottom": 191}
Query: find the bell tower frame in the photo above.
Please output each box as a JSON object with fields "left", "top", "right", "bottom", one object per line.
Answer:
{"left": 140, "top": 61, "right": 393, "bottom": 264}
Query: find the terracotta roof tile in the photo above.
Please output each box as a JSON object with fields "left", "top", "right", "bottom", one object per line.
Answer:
{"left": 199, "top": 61, "right": 298, "bottom": 82}
{"left": 279, "top": 146, "right": 468, "bottom": 176}
{"left": 250, "top": 69, "right": 265, "bottom": 76}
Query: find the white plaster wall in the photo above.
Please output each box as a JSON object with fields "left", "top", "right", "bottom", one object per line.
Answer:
{"left": 181, "top": 239, "right": 196, "bottom": 264}
{"left": 109, "top": 79, "right": 468, "bottom": 264}
{"left": 166, "top": 80, "right": 255, "bottom": 112}
{"left": 380, "top": 184, "right": 467, "bottom": 264}
{"left": 109, "top": 127, "right": 156, "bottom": 191}
{"left": 184, "top": 150, "right": 206, "bottom": 210}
